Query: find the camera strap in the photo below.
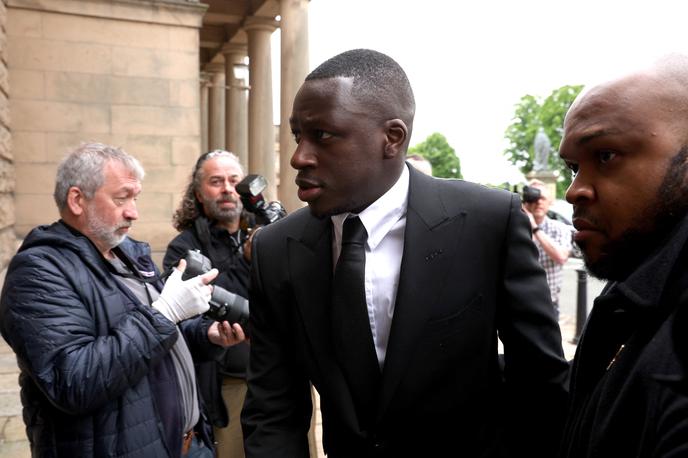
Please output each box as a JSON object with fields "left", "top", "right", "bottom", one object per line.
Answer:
{"left": 106, "top": 247, "right": 158, "bottom": 306}
{"left": 193, "top": 217, "right": 243, "bottom": 266}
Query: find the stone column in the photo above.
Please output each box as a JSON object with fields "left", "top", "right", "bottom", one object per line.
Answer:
{"left": 199, "top": 72, "right": 211, "bottom": 154}
{"left": 279, "top": 0, "right": 309, "bottom": 212}
{"left": 222, "top": 44, "right": 249, "bottom": 168}
{"left": 244, "top": 17, "right": 278, "bottom": 200}
{"left": 206, "top": 62, "right": 226, "bottom": 152}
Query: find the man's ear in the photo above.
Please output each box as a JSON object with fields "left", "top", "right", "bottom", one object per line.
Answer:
{"left": 383, "top": 119, "right": 408, "bottom": 159}
{"left": 66, "top": 186, "right": 86, "bottom": 216}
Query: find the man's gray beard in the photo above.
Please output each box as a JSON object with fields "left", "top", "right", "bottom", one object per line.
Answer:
{"left": 204, "top": 197, "right": 242, "bottom": 224}
{"left": 86, "top": 210, "right": 127, "bottom": 250}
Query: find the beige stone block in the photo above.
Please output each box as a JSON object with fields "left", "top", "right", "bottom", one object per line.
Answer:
{"left": 0, "top": 157, "right": 13, "bottom": 193}
{"left": 12, "top": 100, "right": 110, "bottom": 133}
{"left": 111, "top": 47, "right": 197, "bottom": 80}
{"left": 140, "top": 164, "right": 189, "bottom": 193}
{"left": 14, "top": 223, "right": 36, "bottom": 239}
{"left": 6, "top": 8, "right": 41, "bottom": 38}
{"left": 44, "top": 132, "right": 122, "bottom": 161}
{"left": 15, "top": 193, "right": 58, "bottom": 226}
{"left": 0, "top": 391, "right": 21, "bottom": 416}
{"left": 0, "top": 193, "right": 14, "bottom": 229}
{"left": 111, "top": 105, "right": 198, "bottom": 136}
{"left": 0, "top": 31, "right": 7, "bottom": 62}
{"left": 171, "top": 136, "right": 200, "bottom": 166}
{"left": 169, "top": 26, "right": 199, "bottom": 52}
{"left": 110, "top": 76, "right": 168, "bottom": 106}
{"left": 8, "top": 37, "right": 112, "bottom": 74}
{"left": 0, "top": 228, "right": 19, "bottom": 281}
{"left": 44, "top": 72, "right": 109, "bottom": 103}
{"left": 122, "top": 135, "right": 171, "bottom": 166}
{"left": 1, "top": 414, "right": 27, "bottom": 442}
{"left": 42, "top": 13, "right": 169, "bottom": 49}
{"left": 0, "top": 440, "right": 31, "bottom": 458}
{"left": 15, "top": 163, "right": 54, "bottom": 193}
{"left": 0, "top": 59, "right": 7, "bottom": 96}
{"left": 136, "top": 191, "right": 174, "bottom": 222}
{"left": 0, "top": 89, "right": 9, "bottom": 127}
{"left": 129, "top": 221, "right": 177, "bottom": 257}
{"left": 169, "top": 79, "right": 197, "bottom": 108}
{"left": 9, "top": 69, "right": 43, "bottom": 100}
{"left": 7, "top": 0, "right": 205, "bottom": 29}
{"left": 0, "top": 123, "right": 12, "bottom": 161}
{"left": 12, "top": 132, "right": 44, "bottom": 163}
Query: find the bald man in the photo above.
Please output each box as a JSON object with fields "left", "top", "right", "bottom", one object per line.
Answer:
{"left": 558, "top": 54, "right": 688, "bottom": 457}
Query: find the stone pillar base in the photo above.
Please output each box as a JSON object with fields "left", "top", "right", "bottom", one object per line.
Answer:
{"left": 526, "top": 170, "right": 557, "bottom": 200}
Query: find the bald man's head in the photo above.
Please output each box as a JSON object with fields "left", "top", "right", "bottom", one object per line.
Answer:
{"left": 559, "top": 54, "right": 688, "bottom": 280}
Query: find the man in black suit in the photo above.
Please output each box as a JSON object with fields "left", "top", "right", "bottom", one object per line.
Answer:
{"left": 241, "top": 49, "right": 568, "bottom": 458}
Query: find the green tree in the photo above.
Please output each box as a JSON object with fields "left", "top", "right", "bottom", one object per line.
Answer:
{"left": 408, "top": 132, "right": 462, "bottom": 179}
{"left": 503, "top": 84, "right": 583, "bottom": 197}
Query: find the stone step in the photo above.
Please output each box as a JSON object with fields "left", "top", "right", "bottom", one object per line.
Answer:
{"left": 0, "top": 440, "right": 30, "bottom": 458}
{"left": 0, "top": 338, "right": 31, "bottom": 456}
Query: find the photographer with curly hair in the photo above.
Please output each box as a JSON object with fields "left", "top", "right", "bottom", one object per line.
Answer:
{"left": 164, "top": 150, "right": 252, "bottom": 458}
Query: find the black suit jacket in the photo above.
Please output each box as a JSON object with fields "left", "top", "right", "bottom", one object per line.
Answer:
{"left": 242, "top": 167, "right": 569, "bottom": 458}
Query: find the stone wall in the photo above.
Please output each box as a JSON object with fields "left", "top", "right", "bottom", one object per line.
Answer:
{"left": 0, "top": 0, "right": 15, "bottom": 276}
{"left": 7, "top": 0, "right": 206, "bottom": 265}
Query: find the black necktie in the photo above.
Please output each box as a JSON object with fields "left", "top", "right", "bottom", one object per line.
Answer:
{"left": 331, "top": 216, "right": 381, "bottom": 428}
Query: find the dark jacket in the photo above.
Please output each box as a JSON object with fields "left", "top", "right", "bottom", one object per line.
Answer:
{"left": 559, "top": 214, "right": 688, "bottom": 457}
{"left": 242, "top": 167, "right": 569, "bottom": 458}
{"left": 164, "top": 217, "right": 251, "bottom": 427}
{"left": 0, "top": 221, "right": 215, "bottom": 457}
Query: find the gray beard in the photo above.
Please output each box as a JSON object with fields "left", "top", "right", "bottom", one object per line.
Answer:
{"left": 86, "top": 211, "right": 127, "bottom": 250}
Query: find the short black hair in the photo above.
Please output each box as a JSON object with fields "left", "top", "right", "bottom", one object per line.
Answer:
{"left": 306, "top": 49, "right": 415, "bottom": 127}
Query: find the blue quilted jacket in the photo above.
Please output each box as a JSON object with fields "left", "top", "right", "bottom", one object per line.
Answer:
{"left": 0, "top": 221, "right": 215, "bottom": 457}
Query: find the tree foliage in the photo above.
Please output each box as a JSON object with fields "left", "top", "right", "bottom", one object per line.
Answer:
{"left": 408, "top": 132, "right": 462, "bottom": 179}
{"left": 503, "top": 84, "right": 583, "bottom": 197}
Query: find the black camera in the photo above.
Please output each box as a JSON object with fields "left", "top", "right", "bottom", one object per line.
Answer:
{"left": 236, "top": 174, "right": 287, "bottom": 225}
{"left": 182, "top": 249, "right": 249, "bottom": 328}
{"left": 522, "top": 185, "right": 542, "bottom": 204}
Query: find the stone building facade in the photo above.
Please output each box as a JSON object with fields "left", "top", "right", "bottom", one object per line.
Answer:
{"left": 0, "top": 0, "right": 310, "bottom": 268}
{"left": 0, "top": 0, "right": 13, "bottom": 276}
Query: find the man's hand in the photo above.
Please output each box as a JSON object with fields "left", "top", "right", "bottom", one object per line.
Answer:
{"left": 522, "top": 204, "right": 538, "bottom": 229}
{"left": 208, "top": 321, "right": 247, "bottom": 347}
{"left": 152, "top": 259, "right": 218, "bottom": 323}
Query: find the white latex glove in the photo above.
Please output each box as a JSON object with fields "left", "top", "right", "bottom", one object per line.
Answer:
{"left": 152, "top": 259, "right": 219, "bottom": 323}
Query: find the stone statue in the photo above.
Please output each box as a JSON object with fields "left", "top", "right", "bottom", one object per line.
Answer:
{"left": 533, "top": 127, "right": 551, "bottom": 172}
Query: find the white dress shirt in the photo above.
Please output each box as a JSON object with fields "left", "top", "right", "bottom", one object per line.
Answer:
{"left": 331, "top": 165, "right": 409, "bottom": 368}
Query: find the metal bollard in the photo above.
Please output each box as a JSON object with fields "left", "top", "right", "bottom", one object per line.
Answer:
{"left": 572, "top": 268, "right": 588, "bottom": 344}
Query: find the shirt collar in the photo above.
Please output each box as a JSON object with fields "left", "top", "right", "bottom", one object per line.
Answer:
{"left": 331, "top": 165, "right": 409, "bottom": 250}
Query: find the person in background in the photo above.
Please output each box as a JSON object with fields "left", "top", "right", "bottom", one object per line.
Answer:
{"left": 241, "top": 48, "right": 568, "bottom": 458}
{"left": 0, "top": 142, "right": 244, "bottom": 457}
{"left": 557, "top": 54, "right": 688, "bottom": 457}
{"left": 522, "top": 179, "right": 572, "bottom": 318}
{"left": 164, "top": 150, "right": 251, "bottom": 458}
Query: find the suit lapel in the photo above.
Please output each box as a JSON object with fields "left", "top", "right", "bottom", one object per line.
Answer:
{"left": 378, "top": 168, "right": 467, "bottom": 418}
{"left": 288, "top": 215, "right": 334, "bottom": 359}
{"left": 287, "top": 214, "right": 363, "bottom": 429}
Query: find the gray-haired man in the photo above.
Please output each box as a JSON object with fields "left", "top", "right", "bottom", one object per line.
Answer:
{"left": 0, "top": 142, "right": 244, "bottom": 457}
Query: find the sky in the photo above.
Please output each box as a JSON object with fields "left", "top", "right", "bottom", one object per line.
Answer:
{"left": 273, "top": 0, "right": 688, "bottom": 185}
